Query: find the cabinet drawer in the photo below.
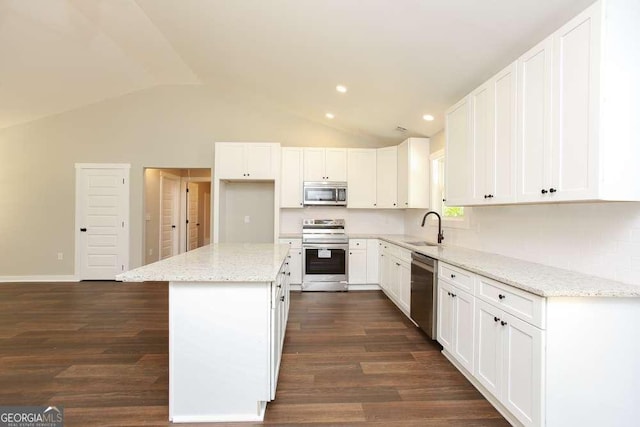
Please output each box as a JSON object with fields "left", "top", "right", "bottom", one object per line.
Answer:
{"left": 349, "top": 239, "right": 367, "bottom": 249}
{"left": 476, "top": 275, "right": 546, "bottom": 329}
{"left": 380, "top": 241, "right": 399, "bottom": 258}
{"left": 397, "top": 247, "right": 412, "bottom": 263}
{"left": 279, "top": 238, "right": 302, "bottom": 249}
{"left": 439, "top": 263, "right": 474, "bottom": 294}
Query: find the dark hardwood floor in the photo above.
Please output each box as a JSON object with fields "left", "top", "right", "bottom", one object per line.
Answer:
{"left": 0, "top": 282, "right": 508, "bottom": 426}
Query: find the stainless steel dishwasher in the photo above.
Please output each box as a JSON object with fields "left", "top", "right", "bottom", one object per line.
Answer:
{"left": 410, "top": 252, "right": 438, "bottom": 339}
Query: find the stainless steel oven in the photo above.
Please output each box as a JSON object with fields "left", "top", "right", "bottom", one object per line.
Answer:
{"left": 302, "top": 219, "right": 348, "bottom": 291}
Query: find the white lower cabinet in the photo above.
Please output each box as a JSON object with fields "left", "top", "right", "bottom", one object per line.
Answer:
{"left": 438, "top": 262, "right": 543, "bottom": 427}
{"left": 474, "top": 300, "right": 543, "bottom": 427}
{"left": 279, "top": 239, "right": 302, "bottom": 285}
{"left": 379, "top": 241, "right": 411, "bottom": 317}
{"left": 437, "top": 279, "right": 475, "bottom": 373}
{"left": 348, "top": 249, "right": 367, "bottom": 284}
{"left": 270, "top": 257, "right": 291, "bottom": 399}
{"left": 348, "top": 239, "right": 379, "bottom": 286}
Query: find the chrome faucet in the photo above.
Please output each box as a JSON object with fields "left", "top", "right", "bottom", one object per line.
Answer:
{"left": 421, "top": 211, "right": 444, "bottom": 244}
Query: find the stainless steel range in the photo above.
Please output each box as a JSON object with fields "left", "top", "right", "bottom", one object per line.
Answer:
{"left": 302, "top": 219, "right": 348, "bottom": 291}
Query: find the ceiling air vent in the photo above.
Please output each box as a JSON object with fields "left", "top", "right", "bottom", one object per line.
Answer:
{"left": 395, "top": 126, "right": 407, "bottom": 133}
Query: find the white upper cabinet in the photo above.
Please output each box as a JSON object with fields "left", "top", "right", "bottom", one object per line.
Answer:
{"left": 458, "top": 0, "right": 640, "bottom": 205}
{"left": 517, "top": 37, "right": 554, "bottom": 203}
{"left": 376, "top": 146, "right": 398, "bottom": 208}
{"left": 347, "top": 149, "right": 377, "bottom": 208}
{"left": 215, "top": 142, "right": 280, "bottom": 180}
{"left": 303, "top": 148, "right": 347, "bottom": 182}
{"left": 397, "top": 138, "right": 431, "bottom": 209}
{"left": 324, "top": 149, "right": 348, "bottom": 181}
{"left": 489, "top": 63, "right": 517, "bottom": 204}
{"left": 280, "top": 147, "right": 304, "bottom": 208}
{"left": 445, "top": 97, "right": 473, "bottom": 206}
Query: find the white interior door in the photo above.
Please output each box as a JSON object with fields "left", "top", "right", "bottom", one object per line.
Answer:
{"left": 160, "top": 173, "right": 180, "bottom": 259}
{"left": 187, "top": 182, "right": 199, "bottom": 251}
{"left": 75, "top": 164, "right": 130, "bottom": 280}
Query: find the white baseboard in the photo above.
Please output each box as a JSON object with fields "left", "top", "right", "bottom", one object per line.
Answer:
{"left": 0, "top": 275, "right": 79, "bottom": 283}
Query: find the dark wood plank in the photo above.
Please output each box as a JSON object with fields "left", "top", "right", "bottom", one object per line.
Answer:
{"left": 0, "top": 283, "right": 508, "bottom": 426}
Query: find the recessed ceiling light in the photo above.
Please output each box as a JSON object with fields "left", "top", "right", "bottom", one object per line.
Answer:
{"left": 336, "top": 85, "right": 347, "bottom": 93}
{"left": 326, "top": 113, "right": 335, "bottom": 119}
{"left": 423, "top": 114, "right": 435, "bottom": 121}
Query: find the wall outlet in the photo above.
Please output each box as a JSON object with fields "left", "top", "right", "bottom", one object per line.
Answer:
{"left": 244, "top": 215, "right": 251, "bottom": 223}
{"left": 148, "top": 248, "right": 153, "bottom": 256}
{"left": 57, "top": 252, "right": 64, "bottom": 260}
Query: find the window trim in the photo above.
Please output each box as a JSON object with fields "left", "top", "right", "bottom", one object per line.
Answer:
{"left": 429, "top": 149, "right": 471, "bottom": 230}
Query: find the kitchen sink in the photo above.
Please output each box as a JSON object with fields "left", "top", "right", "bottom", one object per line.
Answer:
{"left": 405, "top": 241, "right": 438, "bottom": 247}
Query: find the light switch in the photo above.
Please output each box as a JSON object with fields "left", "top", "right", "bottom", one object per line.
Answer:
{"left": 244, "top": 215, "right": 251, "bottom": 223}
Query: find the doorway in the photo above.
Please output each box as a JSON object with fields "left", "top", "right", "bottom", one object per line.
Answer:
{"left": 143, "top": 168, "right": 211, "bottom": 265}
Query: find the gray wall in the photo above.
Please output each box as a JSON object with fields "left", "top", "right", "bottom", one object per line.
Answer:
{"left": 219, "top": 182, "right": 275, "bottom": 243}
{"left": 0, "top": 84, "right": 386, "bottom": 276}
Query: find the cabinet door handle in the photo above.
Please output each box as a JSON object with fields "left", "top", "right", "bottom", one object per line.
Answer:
{"left": 349, "top": 252, "right": 352, "bottom": 255}
{"left": 396, "top": 262, "right": 400, "bottom": 266}
{"left": 450, "top": 274, "right": 456, "bottom": 279}
{"left": 451, "top": 293, "right": 456, "bottom": 298}
{"left": 501, "top": 320, "right": 508, "bottom": 326}
{"left": 498, "top": 294, "right": 506, "bottom": 300}
{"left": 541, "top": 189, "right": 548, "bottom": 194}
{"left": 484, "top": 195, "right": 488, "bottom": 199}
{"left": 494, "top": 316, "right": 500, "bottom": 322}
{"left": 549, "top": 188, "right": 557, "bottom": 193}
{"left": 447, "top": 292, "right": 451, "bottom": 296}
{"left": 280, "top": 296, "right": 285, "bottom": 302}
{"left": 287, "top": 272, "right": 290, "bottom": 276}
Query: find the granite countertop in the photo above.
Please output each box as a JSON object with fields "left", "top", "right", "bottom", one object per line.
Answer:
{"left": 117, "top": 243, "right": 290, "bottom": 283}
{"left": 280, "top": 232, "right": 640, "bottom": 297}
{"left": 374, "top": 236, "right": 640, "bottom": 298}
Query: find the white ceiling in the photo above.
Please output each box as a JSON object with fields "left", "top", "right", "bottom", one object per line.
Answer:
{"left": 0, "top": 0, "right": 595, "bottom": 141}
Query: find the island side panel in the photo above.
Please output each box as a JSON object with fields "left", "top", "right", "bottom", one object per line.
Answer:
{"left": 169, "top": 281, "right": 272, "bottom": 423}
{"left": 545, "top": 296, "right": 640, "bottom": 427}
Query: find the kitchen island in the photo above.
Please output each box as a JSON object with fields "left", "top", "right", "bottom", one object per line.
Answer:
{"left": 117, "top": 243, "right": 291, "bottom": 423}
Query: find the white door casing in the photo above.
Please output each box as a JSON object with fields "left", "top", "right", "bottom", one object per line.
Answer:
{"left": 160, "top": 172, "right": 180, "bottom": 260}
{"left": 187, "top": 182, "right": 199, "bottom": 251}
{"left": 75, "top": 163, "right": 130, "bottom": 280}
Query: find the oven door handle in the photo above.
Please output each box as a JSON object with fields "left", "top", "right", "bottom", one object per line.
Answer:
{"left": 303, "top": 245, "right": 348, "bottom": 250}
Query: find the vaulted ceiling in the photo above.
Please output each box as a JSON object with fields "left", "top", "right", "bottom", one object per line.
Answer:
{"left": 0, "top": 0, "right": 595, "bottom": 141}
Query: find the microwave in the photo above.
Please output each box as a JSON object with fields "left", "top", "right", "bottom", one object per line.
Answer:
{"left": 303, "top": 182, "right": 347, "bottom": 206}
